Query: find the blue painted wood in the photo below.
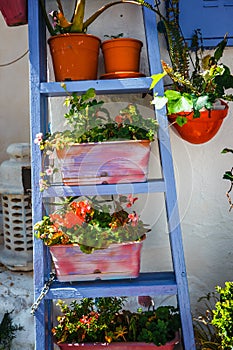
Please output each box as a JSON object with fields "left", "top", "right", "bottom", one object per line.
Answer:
{"left": 29, "top": 1, "right": 195, "bottom": 349}
{"left": 42, "top": 179, "right": 166, "bottom": 198}
{"left": 40, "top": 78, "right": 153, "bottom": 96}
{"left": 143, "top": 2, "right": 196, "bottom": 349}
{"left": 28, "top": 1, "right": 53, "bottom": 349}
{"left": 179, "top": 0, "right": 233, "bottom": 47}
{"left": 46, "top": 272, "right": 177, "bottom": 299}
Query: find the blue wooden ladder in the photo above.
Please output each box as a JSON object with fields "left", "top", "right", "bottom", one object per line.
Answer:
{"left": 28, "top": 0, "right": 196, "bottom": 349}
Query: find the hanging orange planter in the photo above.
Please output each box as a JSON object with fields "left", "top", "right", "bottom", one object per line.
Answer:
{"left": 0, "top": 0, "right": 28, "bottom": 26}
{"left": 48, "top": 33, "right": 101, "bottom": 81}
{"left": 100, "top": 38, "right": 143, "bottom": 79}
{"left": 168, "top": 100, "right": 229, "bottom": 144}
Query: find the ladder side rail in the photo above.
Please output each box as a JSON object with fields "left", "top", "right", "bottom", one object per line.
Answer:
{"left": 142, "top": 3, "right": 196, "bottom": 349}
{"left": 28, "top": 0, "right": 52, "bottom": 349}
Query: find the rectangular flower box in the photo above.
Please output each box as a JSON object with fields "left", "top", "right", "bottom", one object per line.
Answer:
{"left": 0, "top": 0, "right": 28, "bottom": 26}
{"left": 56, "top": 140, "right": 151, "bottom": 186}
{"left": 49, "top": 241, "right": 143, "bottom": 282}
{"left": 56, "top": 337, "right": 179, "bottom": 350}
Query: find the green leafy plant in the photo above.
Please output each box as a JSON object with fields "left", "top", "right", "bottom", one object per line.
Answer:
{"left": 104, "top": 33, "right": 124, "bottom": 39}
{"left": 0, "top": 311, "right": 24, "bottom": 350}
{"left": 150, "top": 0, "right": 233, "bottom": 125}
{"left": 212, "top": 282, "right": 233, "bottom": 349}
{"left": 52, "top": 297, "right": 180, "bottom": 345}
{"left": 34, "top": 86, "right": 158, "bottom": 191}
{"left": 193, "top": 292, "right": 222, "bottom": 350}
{"left": 34, "top": 194, "right": 150, "bottom": 254}
{"left": 39, "top": 0, "right": 158, "bottom": 36}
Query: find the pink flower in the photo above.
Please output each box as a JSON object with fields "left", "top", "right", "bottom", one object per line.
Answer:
{"left": 45, "top": 167, "right": 53, "bottom": 176}
{"left": 126, "top": 194, "right": 138, "bottom": 208}
{"left": 128, "top": 212, "right": 139, "bottom": 226}
{"left": 34, "top": 132, "right": 43, "bottom": 145}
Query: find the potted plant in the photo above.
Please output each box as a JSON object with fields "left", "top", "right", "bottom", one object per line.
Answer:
{"left": 34, "top": 194, "right": 150, "bottom": 281}
{"left": 39, "top": 0, "right": 157, "bottom": 81}
{"left": 52, "top": 296, "right": 180, "bottom": 349}
{"left": 34, "top": 86, "right": 158, "bottom": 190}
{"left": 0, "top": 0, "right": 27, "bottom": 27}
{"left": 150, "top": 1, "right": 233, "bottom": 144}
{"left": 193, "top": 291, "right": 222, "bottom": 349}
{"left": 100, "top": 33, "right": 144, "bottom": 79}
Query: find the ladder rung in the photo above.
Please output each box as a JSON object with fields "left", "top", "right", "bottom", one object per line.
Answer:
{"left": 45, "top": 272, "right": 177, "bottom": 299}
{"left": 42, "top": 179, "right": 166, "bottom": 198}
{"left": 40, "top": 78, "right": 152, "bottom": 96}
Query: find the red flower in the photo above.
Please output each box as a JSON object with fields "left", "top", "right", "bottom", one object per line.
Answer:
{"left": 64, "top": 211, "right": 84, "bottom": 228}
{"left": 115, "top": 115, "right": 124, "bottom": 123}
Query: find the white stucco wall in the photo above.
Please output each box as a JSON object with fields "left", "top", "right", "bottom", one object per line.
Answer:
{"left": 0, "top": 15, "right": 29, "bottom": 163}
{"left": 0, "top": 1, "right": 233, "bottom": 347}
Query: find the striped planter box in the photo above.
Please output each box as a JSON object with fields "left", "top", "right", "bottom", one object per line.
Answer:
{"left": 56, "top": 335, "right": 179, "bottom": 350}
{"left": 49, "top": 241, "right": 143, "bottom": 282}
{"left": 56, "top": 140, "right": 151, "bottom": 186}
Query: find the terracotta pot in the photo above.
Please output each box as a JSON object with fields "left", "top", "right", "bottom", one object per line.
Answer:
{"left": 49, "top": 241, "right": 143, "bottom": 282}
{"left": 101, "top": 38, "right": 143, "bottom": 75}
{"left": 56, "top": 334, "right": 179, "bottom": 349}
{"left": 48, "top": 33, "right": 101, "bottom": 81}
{"left": 0, "top": 0, "right": 27, "bottom": 26}
{"left": 56, "top": 140, "right": 151, "bottom": 186}
{"left": 168, "top": 100, "right": 229, "bottom": 144}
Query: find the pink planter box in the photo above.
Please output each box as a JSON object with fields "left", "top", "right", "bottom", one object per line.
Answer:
{"left": 0, "top": 0, "right": 27, "bottom": 26}
{"left": 49, "top": 241, "right": 143, "bottom": 282}
{"left": 56, "top": 336, "right": 179, "bottom": 350}
{"left": 56, "top": 140, "right": 151, "bottom": 185}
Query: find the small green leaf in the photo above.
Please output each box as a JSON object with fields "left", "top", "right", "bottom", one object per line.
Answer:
{"left": 176, "top": 116, "right": 187, "bottom": 127}
{"left": 221, "top": 148, "right": 233, "bottom": 154}
{"left": 223, "top": 171, "right": 233, "bottom": 181}
{"left": 150, "top": 71, "right": 167, "bottom": 89}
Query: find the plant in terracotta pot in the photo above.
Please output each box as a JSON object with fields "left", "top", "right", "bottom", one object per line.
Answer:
{"left": 100, "top": 33, "right": 144, "bottom": 79}
{"left": 34, "top": 86, "right": 159, "bottom": 190}
{"left": 52, "top": 296, "right": 180, "bottom": 349}
{"left": 150, "top": 0, "right": 233, "bottom": 144}
{"left": 34, "top": 194, "right": 150, "bottom": 281}
{"left": 39, "top": 0, "right": 157, "bottom": 81}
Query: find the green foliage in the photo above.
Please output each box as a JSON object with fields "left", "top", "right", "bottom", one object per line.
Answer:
{"left": 150, "top": 1, "right": 233, "bottom": 121}
{"left": 0, "top": 311, "right": 23, "bottom": 350}
{"left": 39, "top": 86, "right": 158, "bottom": 148}
{"left": 212, "top": 282, "right": 233, "bottom": 349}
{"left": 39, "top": 0, "right": 161, "bottom": 36}
{"left": 34, "top": 195, "right": 150, "bottom": 253}
{"left": 193, "top": 292, "right": 222, "bottom": 350}
{"left": 52, "top": 297, "right": 180, "bottom": 345}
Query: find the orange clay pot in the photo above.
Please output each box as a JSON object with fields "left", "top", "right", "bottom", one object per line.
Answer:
{"left": 168, "top": 100, "right": 229, "bottom": 144}
{"left": 101, "top": 38, "right": 143, "bottom": 74}
{"left": 48, "top": 33, "right": 101, "bottom": 81}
